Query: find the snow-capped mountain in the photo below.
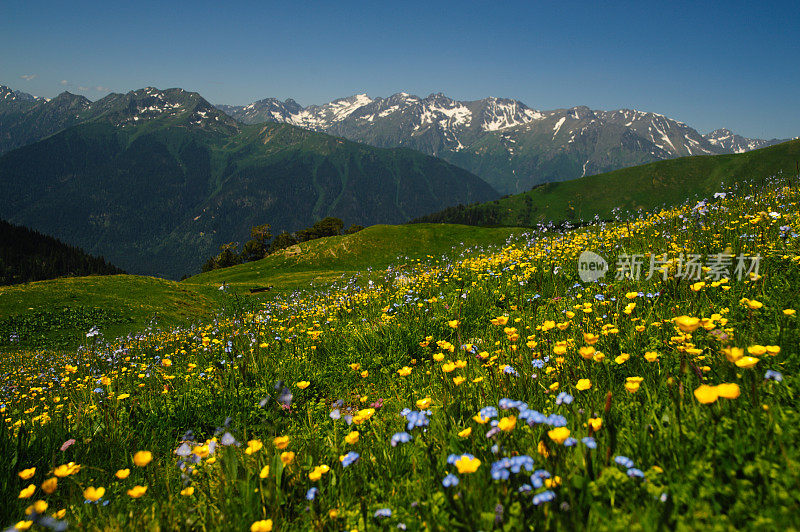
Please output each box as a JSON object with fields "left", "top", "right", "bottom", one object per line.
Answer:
{"left": 703, "top": 128, "right": 791, "bottom": 154}
{"left": 218, "top": 92, "right": 790, "bottom": 193}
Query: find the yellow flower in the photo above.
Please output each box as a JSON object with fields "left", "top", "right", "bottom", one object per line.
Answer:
{"left": 14, "top": 521, "right": 32, "bottom": 531}
{"left": 735, "top": 356, "right": 759, "bottom": 369}
{"left": 690, "top": 282, "right": 705, "bottom": 292}
{"left": 259, "top": 465, "right": 270, "bottom": 479}
{"left": 441, "top": 362, "right": 456, "bottom": 373}
{"left": 624, "top": 381, "right": 640, "bottom": 393}
{"left": 716, "top": 383, "right": 740, "bottom": 399}
{"left": 250, "top": 519, "right": 273, "bottom": 532}
{"left": 723, "top": 347, "right": 744, "bottom": 362}
{"left": 133, "top": 451, "right": 152, "bottom": 467}
{"left": 53, "top": 462, "right": 80, "bottom": 477}
{"left": 452, "top": 376, "right": 465, "bottom": 385}
{"left": 352, "top": 408, "right": 376, "bottom": 424}
{"left": 454, "top": 455, "right": 481, "bottom": 474}
{"left": 473, "top": 414, "right": 489, "bottom": 424}
{"left": 416, "top": 397, "right": 432, "bottom": 409}
{"left": 576, "top": 379, "right": 592, "bottom": 391}
{"left": 127, "top": 485, "right": 147, "bottom": 498}
{"left": 747, "top": 345, "right": 767, "bottom": 356}
{"left": 498, "top": 416, "right": 517, "bottom": 432}
{"left": 578, "top": 346, "right": 595, "bottom": 359}
{"left": 644, "top": 351, "right": 660, "bottom": 362}
{"left": 433, "top": 353, "right": 445, "bottom": 362}
{"left": 538, "top": 440, "right": 550, "bottom": 458}
{"left": 694, "top": 384, "right": 718, "bottom": 404}
{"left": 491, "top": 316, "right": 509, "bottom": 326}
{"left": 181, "top": 486, "right": 195, "bottom": 496}
{"left": 348, "top": 363, "right": 361, "bottom": 371}
{"left": 783, "top": 309, "right": 796, "bottom": 316}
{"left": 397, "top": 366, "right": 412, "bottom": 376}
{"left": 615, "top": 353, "right": 630, "bottom": 364}
{"left": 18, "top": 468, "right": 36, "bottom": 480}
{"left": 53, "top": 510, "right": 66, "bottom": 519}
{"left": 458, "top": 427, "right": 472, "bottom": 438}
{"left": 345, "top": 431, "right": 360, "bottom": 445}
{"left": 745, "top": 299, "right": 763, "bottom": 310}
{"left": 280, "top": 451, "right": 295, "bottom": 465}
{"left": 41, "top": 477, "right": 57, "bottom": 495}
{"left": 588, "top": 417, "right": 603, "bottom": 432}
{"left": 83, "top": 486, "right": 105, "bottom": 502}
{"left": 448, "top": 320, "right": 460, "bottom": 329}
{"left": 32, "top": 500, "right": 48, "bottom": 514}
{"left": 274, "top": 436, "right": 290, "bottom": 449}
{"left": 548, "top": 427, "right": 571, "bottom": 444}
{"left": 583, "top": 333, "right": 599, "bottom": 345}
{"left": 625, "top": 291, "right": 639, "bottom": 299}
{"left": 308, "top": 464, "right": 330, "bottom": 481}
{"left": 245, "top": 440, "right": 263, "bottom": 455}
{"left": 18, "top": 484, "right": 36, "bottom": 499}
{"left": 329, "top": 509, "right": 339, "bottom": 519}
{"left": 115, "top": 468, "right": 130, "bottom": 479}
{"left": 766, "top": 345, "right": 781, "bottom": 355}
{"left": 674, "top": 316, "right": 700, "bottom": 332}
{"left": 296, "top": 381, "right": 310, "bottom": 389}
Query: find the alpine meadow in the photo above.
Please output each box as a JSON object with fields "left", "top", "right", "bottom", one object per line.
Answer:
{"left": 2, "top": 1, "right": 800, "bottom": 531}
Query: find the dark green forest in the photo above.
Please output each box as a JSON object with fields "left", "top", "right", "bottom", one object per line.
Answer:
{"left": 0, "top": 219, "right": 123, "bottom": 285}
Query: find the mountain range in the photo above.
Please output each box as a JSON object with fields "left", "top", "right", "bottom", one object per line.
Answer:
{"left": 0, "top": 86, "right": 495, "bottom": 278}
{"left": 217, "top": 92, "right": 793, "bottom": 193}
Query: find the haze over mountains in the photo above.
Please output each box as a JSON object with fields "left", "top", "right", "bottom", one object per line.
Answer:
{"left": 218, "top": 92, "right": 792, "bottom": 193}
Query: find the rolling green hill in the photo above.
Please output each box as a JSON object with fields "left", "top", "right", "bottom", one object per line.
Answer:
{"left": 0, "top": 223, "right": 520, "bottom": 348}
{"left": 185, "top": 223, "right": 523, "bottom": 292}
{"left": 0, "top": 88, "right": 498, "bottom": 279}
{"left": 414, "top": 139, "right": 800, "bottom": 226}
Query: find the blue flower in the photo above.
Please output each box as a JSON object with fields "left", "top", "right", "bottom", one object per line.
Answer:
{"left": 341, "top": 451, "right": 360, "bottom": 468}
{"left": 503, "top": 365, "right": 519, "bottom": 376}
{"left": 614, "top": 456, "right": 635, "bottom": 469}
{"left": 374, "top": 508, "right": 392, "bottom": 518}
{"left": 581, "top": 437, "right": 597, "bottom": 449}
{"left": 764, "top": 370, "right": 783, "bottom": 382}
{"left": 532, "top": 490, "right": 556, "bottom": 506}
{"left": 220, "top": 432, "right": 237, "bottom": 446}
{"left": 627, "top": 468, "right": 645, "bottom": 478}
{"left": 390, "top": 432, "right": 412, "bottom": 447}
{"left": 479, "top": 406, "right": 499, "bottom": 419}
{"left": 555, "top": 392, "right": 573, "bottom": 405}
{"left": 532, "top": 359, "right": 545, "bottom": 369}
{"left": 563, "top": 437, "right": 578, "bottom": 447}
{"left": 442, "top": 473, "right": 459, "bottom": 487}
{"left": 306, "top": 487, "right": 318, "bottom": 500}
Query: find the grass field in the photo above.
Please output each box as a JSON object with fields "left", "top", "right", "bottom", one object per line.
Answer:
{"left": 2, "top": 175, "right": 799, "bottom": 530}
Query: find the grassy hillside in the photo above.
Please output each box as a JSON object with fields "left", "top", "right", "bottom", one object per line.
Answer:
{"left": 416, "top": 139, "right": 800, "bottom": 226}
{"left": 187, "top": 223, "right": 522, "bottom": 292}
{"left": 3, "top": 175, "right": 800, "bottom": 530}
{"left": 0, "top": 224, "right": 521, "bottom": 348}
{"left": 0, "top": 275, "right": 214, "bottom": 349}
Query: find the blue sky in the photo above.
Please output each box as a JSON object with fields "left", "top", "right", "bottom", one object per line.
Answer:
{"left": 2, "top": 0, "right": 798, "bottom": 139}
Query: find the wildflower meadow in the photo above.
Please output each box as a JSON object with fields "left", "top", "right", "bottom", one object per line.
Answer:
{"left": 3, "top": 176, "right": 800, "bottom": 530}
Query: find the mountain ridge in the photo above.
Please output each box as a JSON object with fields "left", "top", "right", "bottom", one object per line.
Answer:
{"left": 0, "top": 86, "right": 497, "bottom": 278}
{"left": 217, "top": 91, "right": 794, "bottom": 193}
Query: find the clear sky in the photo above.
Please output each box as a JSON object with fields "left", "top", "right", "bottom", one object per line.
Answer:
{"left": 2, "top": 0, "right": 798, "bottom": 139}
